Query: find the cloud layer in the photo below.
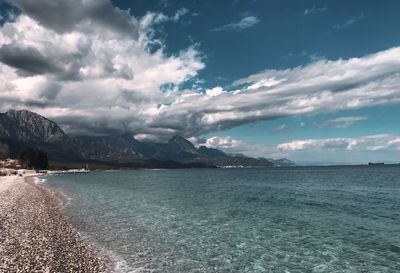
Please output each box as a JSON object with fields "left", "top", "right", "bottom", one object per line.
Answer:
{"left": 1, "top": 0, "right": 400, "bottom": 143}
{"left": 317, "top": 116, "right": 368, "bottom": 129}
{"left": 152, "top": 46, "right": 400, "bottom": 138}
{"left": 278, "top": 134, "right": 400, "bottom": 152}
{"left": 193, "top": 134, "right": 400, "bottom": 162}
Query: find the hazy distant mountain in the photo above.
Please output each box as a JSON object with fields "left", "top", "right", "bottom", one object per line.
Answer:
{"left": 267, "top": 158, "right": 296, "bottom": 167}
{"left": 198, "top": 146, "right": 226, "bottom": 157}
{"left": 0, "top": 109, "right": 295, "bottom": 168}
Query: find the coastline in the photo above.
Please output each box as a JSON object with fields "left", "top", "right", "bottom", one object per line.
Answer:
{"left": 0, "top": 174, "right": 108, "bottom": 272}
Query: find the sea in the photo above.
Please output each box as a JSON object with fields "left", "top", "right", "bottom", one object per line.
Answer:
{"left": 43, "top": 166, "right": 400, "bottom": 273}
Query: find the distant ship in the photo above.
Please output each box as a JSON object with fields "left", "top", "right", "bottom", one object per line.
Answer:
{"left": 368, "top": 162, "right": 385, "bottom": 166}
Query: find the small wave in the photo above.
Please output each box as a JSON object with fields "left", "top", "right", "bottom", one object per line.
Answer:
{"left": 56, "top": 190, "right": 73, "bottom": 209}
{"left": 34, "top": 176, "right": 48, "bottom": 184}
{"left": 71, "top": 230, "right": 141, "bottom": 273}
{"left": 40, "top": 181, "right": 74, "bottom": 209}
{"left": 114, "top": 258, "right": 142, "bottom": 273}
{"left": 101, "top": 249, "right": 144, "bottom": 273}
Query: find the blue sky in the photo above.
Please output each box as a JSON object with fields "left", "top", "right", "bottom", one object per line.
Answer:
{"left": 113, "top": 0, "right": 400, "bottom": 82}
{"left": 1, "top": 0, "right": 400, "bottom": 164}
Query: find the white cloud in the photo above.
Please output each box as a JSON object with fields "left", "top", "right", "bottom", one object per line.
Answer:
{"left": 206, "top": 87, "right": 225, "bottom": 97}
{"left": 195, "top": 134, "right": 400, "bottom": 163}
{"left": 278, "top": 138, "right": 351, "bottom": 151}
{"left": 277, "top": 134, "right": 400, "bottom": 152}
{"left": 194, "top": 136, "right": 274, "bottom": 158}
{"left": 204, "top": 136, "right": 243, "bottom": 150}
{"left": 333, "top": 14, "right": 364, "bottom": 30}
{"left": 141, "top": 7, "right": 189, "bottom": 26}
{"left": 211, "top": 16, "right": 260, "bottom": 32}
{"left": 318, "top": 116, "right": 368, "bottom": 129}
{"left": 172, "top": 8, "right": 189, "bottom": 22}
{"left": 304, "top": 7, "right": 327, "bottom": 16}
{"left": 0, "top": 1, "right": 204, "bottom": 137}
{"left": 274, "top": 124, "right": 287, "bottom": 132}
{"left": 151, "top": 46, "right": 400, "bottom": 138}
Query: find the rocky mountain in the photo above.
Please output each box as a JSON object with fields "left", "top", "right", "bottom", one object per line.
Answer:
{"left": 0, "top": 109, "right": 295, "bottom": 168}
{"left": 0, "top": 110, "right": 67, "bottom": 143}
{"left": 0, "top": 110, "right": 78, "bottom": 161}
{"left": 77, "top": 133, "right": 143, "bottom": 158}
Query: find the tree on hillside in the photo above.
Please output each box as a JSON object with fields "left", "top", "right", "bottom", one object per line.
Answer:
{"left": 19, "top": 148, "right": 49, "bottom": 170}
{"left": 0, "top": 143, "right": 9, "bottom": 159}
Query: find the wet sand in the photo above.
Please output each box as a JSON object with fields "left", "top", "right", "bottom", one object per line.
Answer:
{"left": 0, "top": 175, "right": 107, "bottom": 273}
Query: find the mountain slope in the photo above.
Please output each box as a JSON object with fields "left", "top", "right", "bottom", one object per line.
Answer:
{"left": 152, "top": 136, "right": 200, "bottom": 162}
{"left": 0, "top": 110, "right": 67, "bottom": 143}
{"left": 198, "top": 146, "right": 226, "bottom": 157}
{"left": 77, "top": 133, "right": 143, "bottom": 159}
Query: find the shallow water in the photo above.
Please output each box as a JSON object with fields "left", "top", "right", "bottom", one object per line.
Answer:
{"left": 46, "top": 166, "right": 400, "bottom": 272}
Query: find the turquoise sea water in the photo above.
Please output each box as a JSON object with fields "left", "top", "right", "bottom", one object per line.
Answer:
{"left": 45, "top": 166, "right": 400, "bottom": 273}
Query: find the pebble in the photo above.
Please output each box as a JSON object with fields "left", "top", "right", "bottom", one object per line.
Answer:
{"left": 0, "top": 176, "right": 108, "bottom": 273}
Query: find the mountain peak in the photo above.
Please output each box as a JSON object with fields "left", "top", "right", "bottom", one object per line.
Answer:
{"left": 165, "top": 135, "right": 199, "bottom": 156}
{"left": 6, "top": 109, "right": 38, "bottom": 117}
{"left": 5, "top": 109, "right": 54, "bottom": 122}
{"left": 169, "top": 135, "right": 188, "bottom": 142}
{"left": 168, "top": 135, "right": 195, "bottom": 147}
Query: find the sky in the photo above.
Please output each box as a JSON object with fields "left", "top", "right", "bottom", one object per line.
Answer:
{"left": 1, "top": 0, "right": 400, "bottom": 164}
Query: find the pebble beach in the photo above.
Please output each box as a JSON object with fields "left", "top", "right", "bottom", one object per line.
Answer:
{"left": 0, "top": 174, "right": 107, "bottom": 273}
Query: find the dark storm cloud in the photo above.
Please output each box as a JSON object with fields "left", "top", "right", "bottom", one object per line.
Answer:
{"left": 118, "top": 90, "right": 151, "bottom": 104}
{"left": 52, "top": 112, "right": 149, "bottom": 137}
{"left": 40, "top": 83, "right": 62, "bottom": 101}
{"left": 7, "top": 0, "right": 139, "bottom": 38}
{"left": 0, "top": 43, "right": 61, "bottom": 75}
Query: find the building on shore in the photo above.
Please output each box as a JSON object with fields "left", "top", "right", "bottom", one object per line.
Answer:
{"left": 0, "top": 159, "right": 21, "bottom": 169}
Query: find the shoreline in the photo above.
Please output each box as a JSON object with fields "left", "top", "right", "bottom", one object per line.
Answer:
{"left": 0, "top": 174, "right": 108, "bottom": 272}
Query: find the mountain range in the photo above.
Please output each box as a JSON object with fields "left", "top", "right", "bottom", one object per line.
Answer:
{"left": 0, "top": 110, "right": 295, "bottom": 169}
